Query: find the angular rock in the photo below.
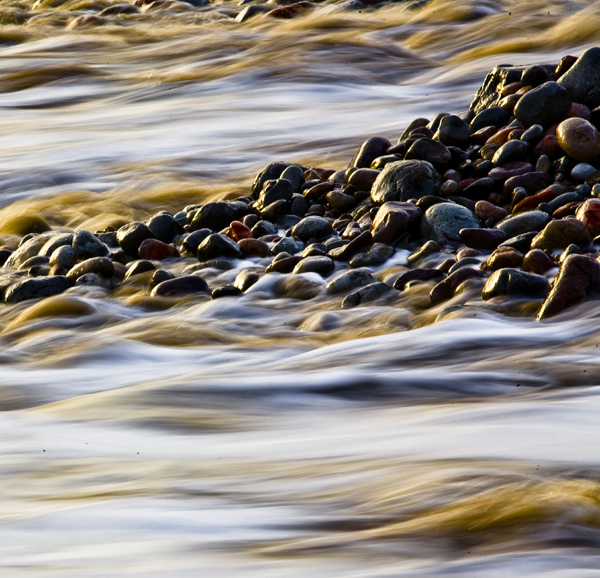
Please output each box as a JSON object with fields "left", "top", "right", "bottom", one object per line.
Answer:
{"left": 558, "top": 47, "right": 600, "bottom": 110}
{"left": 537, "top": 254, "right": 600, "bottom": 319}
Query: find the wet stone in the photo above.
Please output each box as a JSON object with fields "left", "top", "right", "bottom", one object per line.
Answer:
{"left": 123, "top": 259, "right": 155, "bottom": 280}
{"left": 556, "top": 117, "right": 600, "bottom": 162}
{"left": 571, "top": 163, "right": 598, "bottom": 181}
{"left": 293, "top": 256, "right": 335, "bottom": 276}
{"left": 459, "top": 227, "right": 507, "bottom": 249}
{"left": 370, "top": 201, "right": 420, "bottom": 245}
{"left": 520, "top": 124, "right": 544, "bottom": 144}
{"left": 150, "top": 275, "right": 209, "bottom": 297}
{"left": 258, "top": 178, "right": 294, "bottom": 209}
{"left": 522, "top": 249, "right": 556, "bottom": 274}
{"left": 4, "top": 276, "right": 70, "bottom": 304}
{"left": 67, "top": 257, "right": 114, "bottom": 282}
{"left": 341, "top": 281, "right": 390, "bottom": 309}
{"left": 39, "top": 233, "right": 74, "bottom": 257}
{"left": 393, "top": 268, "right": 445, "bottom": 291}
{"left": 349, "top": 243, "right": 395, "bottom": 268}
{"left": 421, "top": 202, "right": 480, "bottom": 247}
{"left": 405, "top": 138, "right": 451, "bottom": 166}
{"left": 448, "top": 257, "right": 482, "bottom": 274}
{"left": 499, "top": 231, "right": 537, "bottom": 253}
{"left": 290, "top": 216, "right": 333, "bottom": 242}
{"left": 492, "top": 140, "right": 529, "bottom": 166}
{"left": 234, "top": 269, "right": 260, "bottom": 291}
{"left": 407, "top": 240, "right": 439, "bottom": 264}
{"left": 251, "top": 220, "right": 278, "bottom": 238}
{"left": 147, "top": 212, "right": 184, "bottom": 244}
{"left": 270, "top": 236, "right": 304, "bottom": 256}
{"left": 558, "top": 47, "right": 600, "bottom": 110}
{"left": 351, "top": 136, "right": 391, "bottom": 169}
{"left": 117, "top": 222, "right": 154, "bottom": 258}
{"left": 250, "top": 161, "right": 293, "bottom": 199}
{"left": 575, "top": 198, "right": 600, "bottom": 237}
{"left": 430, "top": 267, "right": 484, "bottom": 305}
{"left": 182, "top": 229, "right": 212, "bottom": 255}
{"left": 302, "top": 243, "right": 327, "bottom": 258}
{"left": 197, "top": 233, "right": 243, "bottom": 261}
{"left": 481, "top": 246, "right": 524, "bottom": 271}
{"left": 434, "top": 114, "right": 470, "bottom": 150}
{"left": 326, "top": 268, "right": 376, "bottom": 294}
{"left": 470, "top": 106, "right": 511, "bottom": 133}
{"left": 148, "top": 269, "right": 173, "bottom": 289}
{"left": 5, "top": 236, "right": 47, "bottom": 269}
{"left": 514, "top": 81, "right": 572, "bottom": 128}
{"left": 371, "top": 160, "right": 440, "bottom": 204}
{"left": 273, "top": 275, "right": 321, "bottom": 300}
{"left": 496, "top": 210, "right": 550, "bottom": 238}
{"left": 190, "top": 201, "right": 250, "bottom": 232}
{"left": 482, "top": 268, "right": 550, "bottom": 300}
{"left": 238, "top": 238, "right": 269, "bottom": 258}
{"left": 530, "top": 218, "right": 591, "bottom": 250}
{"left": 348, "top": 168, "right": 381, "bottom": 191}
{"left": 279, "top": 165, "right": 305, "bottom": 194}
{"left": 19, "top": 255, "right": 49, "bottom": 271}
{"left": 537, "top": 254, "right": 600, "bottom": 319}
{"left": 266, "top": 255, "right": 302, "bottom": 274}
{"left": 49, "top": 246, "right": 76, "bottom": 270}
{"left": 138, "top": 238, "right": 179, "bottom": 260}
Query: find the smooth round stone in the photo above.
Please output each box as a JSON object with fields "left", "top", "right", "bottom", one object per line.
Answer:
{"left": 537, "top": 254, "right": 600, "bottom": 320}
{"left": 39, "top": 233, "right": 74, "bottom": 257}
{"left": 434, "top": 114, "right": 470, "bottom": 149}
{"left": 461, "top": 177, "right": 495, "bottom": 200}
{"left": 249, "top": 161, "right": 293, "bottom": 199}
{"left": 558, "top": 47, "right": 600, "bottom": 110}
{"left": 257, "top": 178, "right": 294, "bottom": 209}
{"left": 482, "top": 268, "right": 550, "bottom": 300}
{"left": 405, "top": 138, "right": 451, "bottom": 166}
{"left": 4, "top": 236, "right": 46, "bottom": 268}
{"left": 148, "top": 269, "right": 173, "bottom": 289}
{"left": 301, "top": 243, "right": 327, "bottom": 258}
{"left": 292, "top": 256, "right": 335, "bottom": 276}
{"left": 270, "top": 236, "right": 304, "bottom": 256}
{"left": 290, "top": 216, "right": 333, "bottom": 242}
{"left": 459, "top": 227, "right": 507, "bottom": 249}
{"left": 481, "top": 246, "right": 524, "bottom": 271}
{"left": 349, "top": 243, "right": 394, "bottom": 268}
{"left": 491, "top": 140, "right": 529, "bottom": 166}
{"left": 197, "top": 234, "right": 242, "bottom": 261}
{"left": 190, "top": 201, "right": 249, "bottom": 232}
{"left": 520, "top": 124, "right": 544, "bottom": 144}
{"left": 67, "top": 257, "right": 114, "bottom": 282}
{"left": 429, "top": 267, "right": 483, "bottom": 305}
{"left": 514, "top": 81, "right": 572, "bottom": 128}
{"left": 341, "top": 282, "right": 390, "bottom": 309}
{"left": 211, "top": 284, "right": 243, "bottom": 298}
{"left": 522, "top": 249, "right": 555, "bottom": 274}
{"left": 4, "top": 276, "right": 70, "bottom": 304}
{"left": 123, "top": 259, "right": 155, "bottom": 280}
{"left": 279, "top": 165, "right": 305, "bottom": 193}
{"left": 421, "top": 203, "right": 480, "bottom": 246}
{"left": 326, "top": 190, "right": 357, "bottom": 212}
{"left": 19, "top": 255, "right": 49, "bottom": 271}
{"left": 521, "top": 64, "right": 549, "bottom": 87}
{"left": 49, "top": 245, "right": 76, "bottom": 270}
{"left": 469, "top": 106, "right": 511, "bottom": 133}
{"left": 238, "top": 238, "right": 269, "bottom": 258}
{"left": 251, "top": 220, "right": 278, "bottom": 238}
{"left": 571, "top": 162, "right": 598, "bottom": 181}
{"left": 348, "top": 168, "right": 382, "bottom": 191}
{"left": 138, "top": 238, "right": 179, "bottom": 260}
{"left": 474, "top": 200, "right": 509, "bottom": 222}
{"left": 351, "top": 136, "right": 391, "bottom": 169}
{"left": 488, "top": 161, "right": 533, "bottom": 182}
{"left": 495, "top": 210, "right": 550, "bottom": 238}
{"left": 370, "top": 201, "right": 420, "bottom": 245}
{"left": 233, "top": 269, "right": 261, "bottom": 291}
{"left": 448, "top": 257, "right": 481, "bottom": 274}
{"left": 273, "top": 275, "right": 321, "bottom": 300}
{"left": 407, "top": 239, "right": 439, "bottom": 264}
{"left": 326, "top": 268, "right": 376, "bottom": 294}
{"left": 575, "top": 198, "right": 600, "bottom": 236}
{"left": 393, "top": 268, "right": 445, "bottom": 290}
{"left": 371, "top": 160, "right": 440, "bottom": 204}
{"left": 117, "top": 222, "right": 154, "bottom": 257}
{"left": 556, "top": 117, "right": 600, "bottom": 162}
{"left": 146, "top": 212, "right": 184, "bottom": 244}
{"left": 0, "top": 248, "right": 12, "bottom": 266}
{"left": 182, "top": 229, "right": 211, "bottom": 254}
{"left": 150, "top": 275, "right": 209, "bottom": 297}
{"left": 289, "top": 194, "right": 308, "bottom": 218}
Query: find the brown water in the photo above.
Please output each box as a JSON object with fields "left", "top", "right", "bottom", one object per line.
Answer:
{"left": 2, "top": 0, "right": 600, "bottom": 575}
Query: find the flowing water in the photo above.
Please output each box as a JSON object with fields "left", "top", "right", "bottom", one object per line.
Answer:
{"left": 2, "top": 0, "right": 600, "bottom": 575}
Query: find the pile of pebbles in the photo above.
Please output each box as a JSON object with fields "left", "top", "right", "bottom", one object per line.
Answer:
{"left": 6, "top": 48, "right": 600, "bottom": 321}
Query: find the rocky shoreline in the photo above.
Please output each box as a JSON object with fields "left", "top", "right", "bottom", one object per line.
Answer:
{"left": 5, "top": 48, "right": 600, "bottom": 322}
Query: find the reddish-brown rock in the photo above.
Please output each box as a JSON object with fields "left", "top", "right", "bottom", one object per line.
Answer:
{"left": 138, "top": 239, "right": 179, "bottom": 261}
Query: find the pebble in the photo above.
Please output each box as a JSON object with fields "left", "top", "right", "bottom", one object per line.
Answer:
{"left": 197, "top": 233, "right": 243, "bottom": 261}
{"left": 575, "top": 198, "right": 600, "bottom": 236}
{"left": 491, "top": 140, "right": 529, "bottom": 166}
{"left": 293, "top": 256, "right": 335, "bottom": 276}
{"left": 190, "top": 201, "right": 250, "bottom": 232}
{"left": 328, "top": 230, "right": 372, "bottom": 260}
{"left": 290, "top": 216, "right": 333, "bottom": 242}
{"left": 138, "top": 238, "right": 179, "bottom": 260}
{"left": 370, "top": 160, "right": 440, "bottom": 204}
{"left": 459, "top": 227, "right": 507, "bottom": 249}
{"left": 326, "top": 268, "right": 376, "bottom": 294}
{"left": 393, "top": 268, "right": 445, "bottom": 290}
{"left": 556, "top": 117, "right": 600, "bottom": 162}
{"left": 4, "top": 276, "right": 70, "bottom": 304}
{"left": 150, "top": 275, "right": 209, "bottom": 297}
{"left": 481, "top": 246, "right": 524, "bottom": 270}
{"left": 341, "top": 281, "right": 390, "bottom": 309}
{"left": 49, "top": 245, "right": 76, "bottom": 270}
{"left": 351, "top": 137, "right": 391, "bottom": 169}
{"left": 117, "top": 222, "right": 154, "bottom": 258}
{"left": 495, "top": 210, "right": 550, "bottom": 238}
{"left": 558, "top": 47, "right": 600, "bottom": 110}
{"left": 270, "top": 236, "right": 304, "bottom": 255}
{"left": 147, "top": 212, "right": 184, "bottom": 244}
{"left": 421, "top": 202, "right": 480, "bottom": 247}
{"left": 349, "top": 243, "right": 394, "bottom": 268}
{"left": 482, "top": 268, "right": 550, "bottom": 300}
{"left": 522, "top": 249, "right": 555, "bottom": 274}
{"left": 67, "top": 257, "right": 114, "bottom": 282}
{"left": 39, "top": 233, "right": 74, "bottom": 257}
{"left": 514, "top": 81, "right": 572, "bottom": 128}
{"left": 430, "top": 267, "right": 484, "bottom": 305}
{"left": 530, "top": 218, "right": 591, "bottom": 250}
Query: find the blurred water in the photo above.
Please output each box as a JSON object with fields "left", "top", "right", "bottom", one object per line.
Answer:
{"left": 1, "top": 0, "right": 600, "bottom": 575}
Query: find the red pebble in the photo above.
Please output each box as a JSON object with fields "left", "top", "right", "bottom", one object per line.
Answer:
{"left": 576, "top": 198, "right": 600, "bottom": 237}
{"left": 512, "top": 188, "right": 557, "bottom": 214}
{"left": 227, "top": 221, "right": 253, "bottom": 242}
{"left": 534, "top": 134, "right": 560, "bottom": 159}
{"left": 138, "top": 238, "right": 179, "bottom": 260}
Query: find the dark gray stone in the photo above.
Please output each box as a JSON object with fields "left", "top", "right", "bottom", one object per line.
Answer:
{"left": 326, "top": 268, "right": 376, "bottom": 294}
{"left": 558, "top": 47, "right": 600, "bottom": 110}
{"left": 469, "top": 106, "right": 511, "bottom": 133}
{"left": 349, "top": 243, "right": 395, "bottom": 268}
{"left": 72, "top": 230, "right": 108, "bottom": 261}
{"left": 292, "top": 256, "right": 335, "bottom": 276}
{"left": 150, "top": 275, "right": 209, "bottom": 297}
{"left": 182, "top": 229, "right": 212, "bottom": 255}
{"left": 147, "top": 212, "right": 184, "bottom": 244}
{"left": 67, "top": 257, "right": 114, "bottom": 281}
{"left": 49, "top": 245, "right": 76, "bottom": 270}
{"left": 117, "top": 222, "right": 154, "bottom": 257}
{"left": 492, "top": 140, "right": 529, "bottom": 166}
{"left": 197, "top": 233, "right": 242, "bottom": 261}
{"left": 251, "top": 220, "right": 278, "bottom": 238}
{"left": 496, "top": 210, "right": 550, "bottom": 238}
{"left": 341, "top": 281, "right": 390, "bottom": 308}
{"left": 250, "top": 162, "right": 293, "bottom": 200}
{"left": 270, "top": 236, "right": 304, "bottom": 256}
{"left": 190, "top": 201, "right": 250, "bottom": 232}
{"left": 421, "top": 203, "right": 480, "bottom": 246}
{"left": 39, "top": 233, "right": 74, "bottom": 257}
{"left": 290, "top": 216, "right": 333, "bottom": 242}
{"left": 434, "top": 114, "right": 470, "bottom": 150}
{"left": 482, "top": 268, "right": 550, "bottom": 300}
{"left": 470, "top": 65, "right": 524, "bottom": 114}
{"left": 4, "top": 276, "right": 70, "bottom": 304}
{"left": 371, "top": 160, "right": 440, "bottom": 204}
{"left": 514, "top": 81, "right": 572, "bottom": 128}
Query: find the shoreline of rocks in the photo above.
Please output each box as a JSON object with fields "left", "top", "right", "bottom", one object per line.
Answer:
{"left": 5, "top": 48, "right": 600, "bottom": 322}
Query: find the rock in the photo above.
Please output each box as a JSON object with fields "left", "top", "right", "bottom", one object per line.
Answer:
{"left": 270, "top": 236, "right": 304, "bottom": 255}
{"left": 251, "top": 220, "right": 278, "bottom": 238}
{"left": 405, "top": 138, "right": 451, "bottom": 166}
{"left": 190, "top": 201, "right": 250, "bottom": 232}
{"left": 138, "top": 238, "right": 179, "bottom": 260}
{"left": 521, "top": 64, "right": 549, "bottom": 87}
{"left": 461, "top": 177, "right": 495, "bottom": 200}
{"left": 434, "top": 114, "right": 470, "bottom": 149}
{"left": 266, "top": 255, "right": 302, "bottom": 273}
{"left": 279, "top": 165, "right": 305, "bottom": 194}
{"left": 491, "top": 140, "right": 529, "bottom": 166}
{"left": 448, "top": 257, "right": 481, "bottom": 273}
{"left": 341, "top": 281, "right": 390, "bottom": 309}
{"left": 234, "top": 269, "right": 260, "bottom": 291}
{"left": 67, "top": 257, "right": 114, "bottom": 282}
{"left": 482, "top": 268, "right": 550, "bottom": 300}
{"left": 481, "top": 246, "right": 524, "bottom": 270}
{"left": 75, "top": 272, "right": 110, "bottom": 288}
{"left": 421, "top": 202, "right": 480, "bottom": 246}
{"left": 530, "top": 218, "right": 591, "bottom": 250}
{"left": 293, "top": 256, "right": 335, "bottom": 276}
{"left": 39, "top": 233, "right": 74, "bottom": 257}
{"left": 430, "top": 267, "right": 484, "bottom": 305}
{"left": 19, "top": 255, "right": 49, "bottom": 271}
{"left": 499, "top": 231, "right": 537, "bottom": 253}
{"left": 328, "top": 230, "right": 372, "bottom": 260}
{"left": 349, "top": 243, "right": 394, "bottom": 268}
{"left": 123, "top": 259, "right": 155, "bottom": 280}
{"left": 151, "top": 275, "right": 209, "bottom": 297}
{"left": 238, "top": 238, "right": 269, "bottom": 258}
{"left": 257, "top": 178, "right": 294, "bottom": 209}
{"left": 326, "top": 190, "right": 357, "bottom": 212}
{"left": 148, "top": 269, "right": 173, "bottom": 289}
{"left": 556, "top": 117, "right": 600, "bottom": 162}
{"left": 147, "top": 212, "right": 184, "bottom": 243}
{"left": 558, "top": 47, "right": 600, "bottom": 110}
{"left": 522, "top": 249, "right": 556, "bottom": 274}
{"left": 496, "top": 210, "right": 550, "bottom": 238}
{"left": 470, "top": 65, "right": 524, "bottom": 115}
{"left": 4, "top": 276, "right": 70, "bottom": 304}
{"left": 4, "top": 236, "right": 46, "bottom": 268}
{"left": 326, "top": 268, "right": 376, "bottom": 294}
{"left": 474, "top": 200, "right": 509, "bottom": 222}
{"left": 197, "top": 234, "right": 242, "bottom": 261}
{"left": 571, "top": 163, "right": 598, "bottom": 181}
{"left": 351, "top": 137, "right": 391, "bottom": 169}
{"left": 235, "top": 4, "right": 270, "bottom": 21}
{"left": 469, "top": 106, "right": 511, "bottom": 133}
{"left": 502, "top": 172, "right": 550, "bottom": 198}
{"left": 49, "top": 245, "right": 76, "bottom": 270}
{"left": 290, "top": 216, "right": 333, "bottom": 242}
{"left": 250, "top": 161, "right": 293, "bottom": 199}
{"left": 289, "top": 194, "right": 308, "bottom": 217}
{"left": 488, "top": 161, "right": 534, "bottom": 182}
{"left": 520, "top": 124, "right": 544, "bottom": 143}
{"left": 182, "top": 229, "right": 212, "bottom": 254}
{"left": 576, "top": 198, "right": 600, "bottom": 236}
{"left": 370, "top": 201, "right": 421, "bottom": 245}
{"left": 514, "top": 81, "right": 572, "bottom": 128}
{"left": 537, "top": 254, "right": 600, "bottom": 319}
{"left": 348, "top": 168, "right": 381, "bottom": 191}
{"left": 226, "top": 221, "right": 253, "bottom": 242}
{"left": 273, "top": 275, "right": 321, "bottom": 300}
{"left": 407, "top": 239, "right": 439, "bottom": 264}
{"left": 212, "top": 284, "right": 243, "bottom": 298}
{"left": 117, "top": 222, "right": 154, "bottom": 257}
{"left": 393, "top": 268, "right": 445, "bottom": 290}
{"left": 371, "top": 160, "right": 440, "bottom": 204}
{"left": 459, "top": 227, "right": 507, "bottom": 249}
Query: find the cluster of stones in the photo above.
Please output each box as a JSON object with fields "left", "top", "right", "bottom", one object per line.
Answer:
{"left": 6, "top": 48, "right": 600, "bottom": 320}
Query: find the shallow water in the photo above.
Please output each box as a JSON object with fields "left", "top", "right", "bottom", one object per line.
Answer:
{"left": 1, "top": 0, "right": 600, "bottom": 575}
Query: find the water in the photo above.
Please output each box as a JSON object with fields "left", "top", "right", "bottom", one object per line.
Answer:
{"left": 1, "top": 0, "right": 600, "bottom": 575}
